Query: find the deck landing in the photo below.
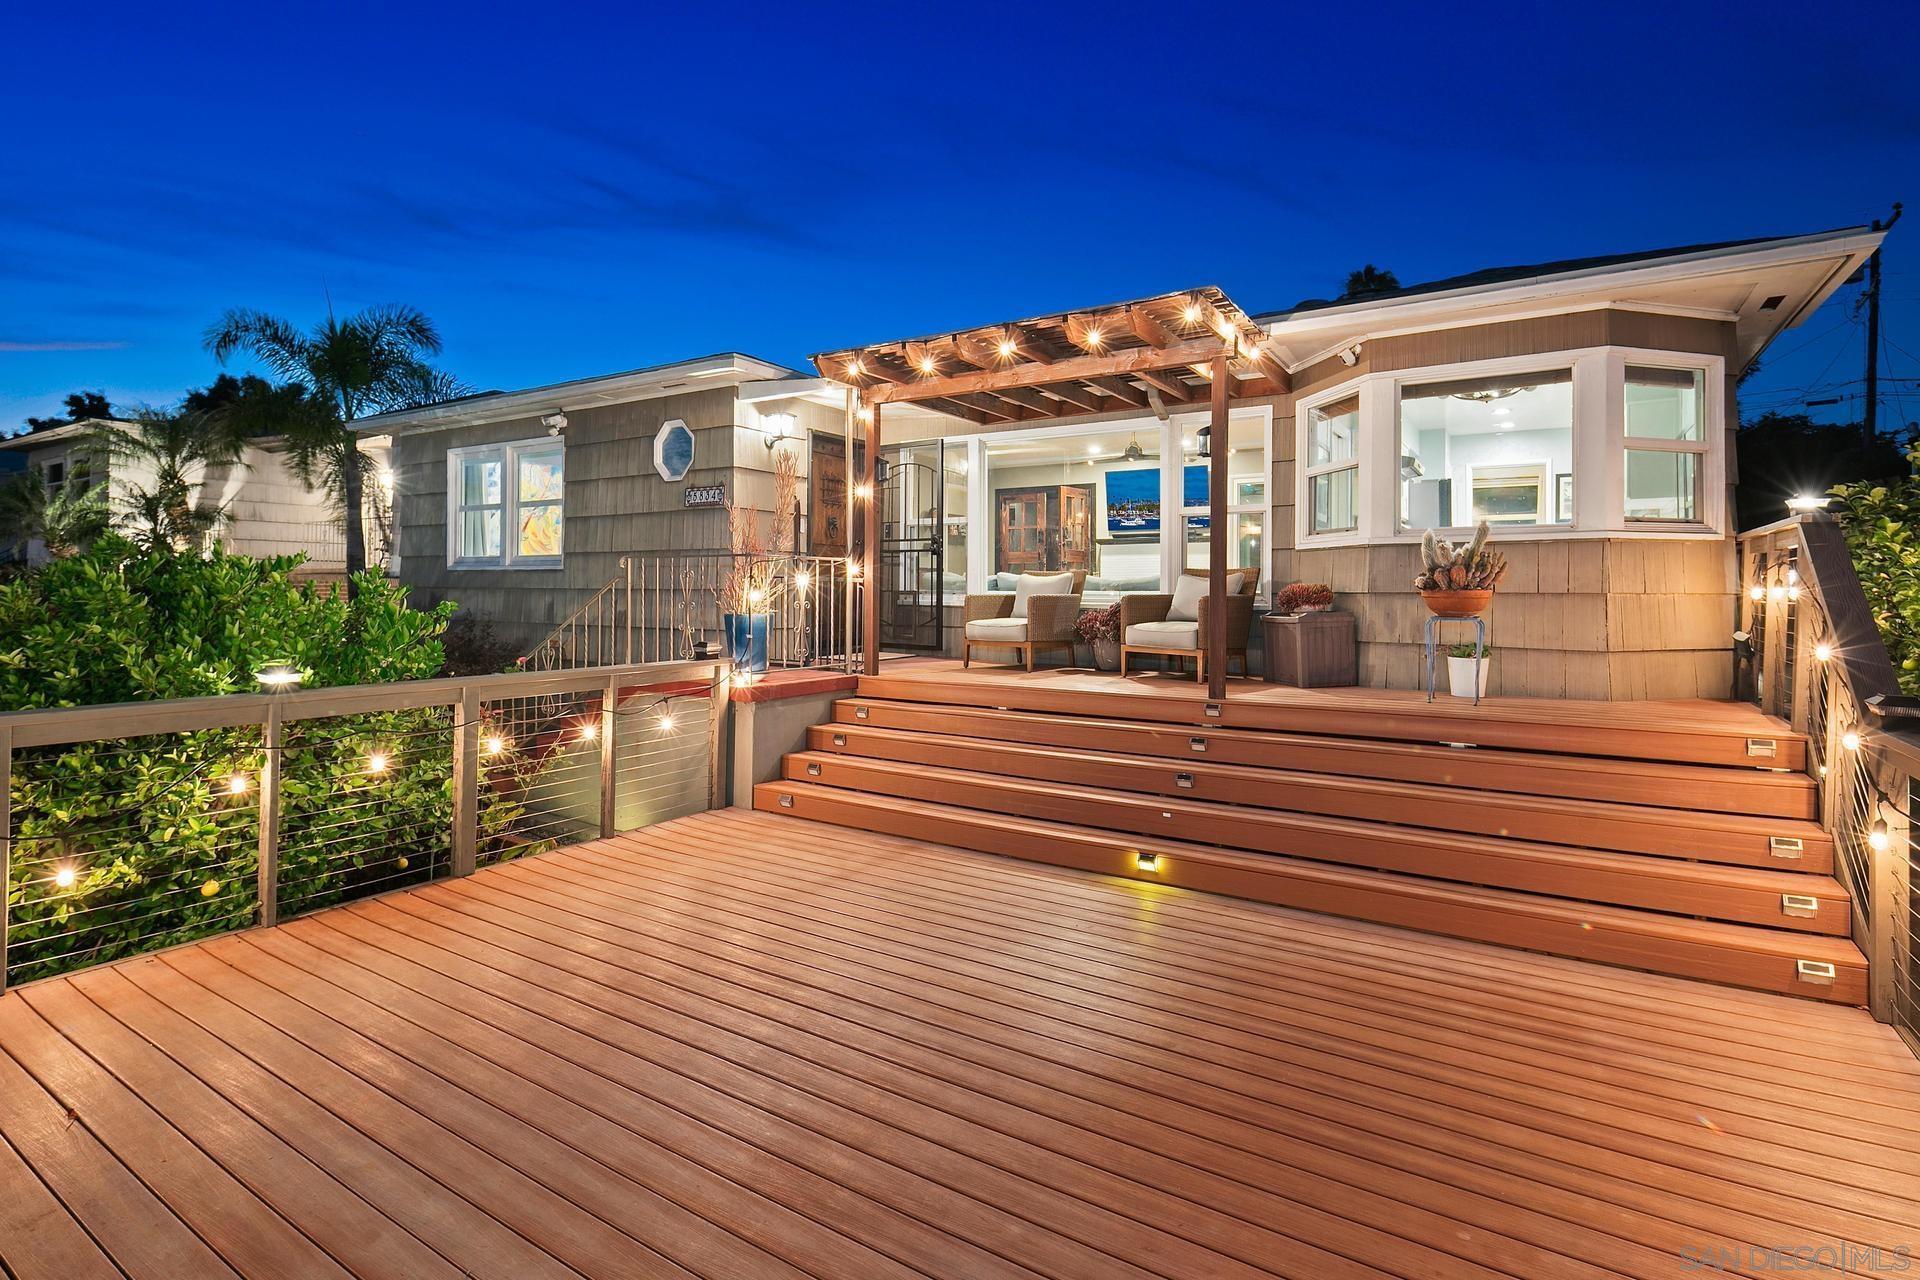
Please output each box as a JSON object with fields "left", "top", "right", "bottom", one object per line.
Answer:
{"left": 3, "top": 810, "right": 1916, "bottom": 1279}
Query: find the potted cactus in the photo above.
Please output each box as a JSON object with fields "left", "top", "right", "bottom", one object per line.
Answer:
{"left": 1414, "top": 521, "right": 1507, "bottom": 617}
{"left": 1446, "top": 642, "right": 1493, "bottom": 698}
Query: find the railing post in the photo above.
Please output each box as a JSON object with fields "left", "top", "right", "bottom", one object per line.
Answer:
{"left": 708, "top": 661, "right": 729, "bottom": 809}
{"left": 1, "top": 723, "right": 12, "bottom": 996}
{"left": 257, "top": 703, "right": 282, "bottom": 928}
{"left": 452, "top": 687, "right": 480, "bottom": 877}
{"left": 623, "top": 556, "right": 635, "bottom": 666}
{"left": 599, "top": 672, "right": 618, "bottom": 838}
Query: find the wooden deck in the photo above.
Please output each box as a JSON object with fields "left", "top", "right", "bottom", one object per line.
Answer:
{"left": 4, "top": 808, "right": 1918, "bottom": 1279}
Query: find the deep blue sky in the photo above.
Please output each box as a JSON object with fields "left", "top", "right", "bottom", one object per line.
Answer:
{"left": 3, "top": 1, "right": 1916, "bottom": 435}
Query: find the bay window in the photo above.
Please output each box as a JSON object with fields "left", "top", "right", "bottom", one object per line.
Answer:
{"left": 1623, "top": 366, "right": 1706, "bottom": 523}
{"left": 448, "top": 439, "right": 564, "bottom": 568}
{"left": 1398, "top": 369, "right": 1573, "bottom": 530}
{"left": 1305, "top": 396, "right": 1359, "bottom": 533}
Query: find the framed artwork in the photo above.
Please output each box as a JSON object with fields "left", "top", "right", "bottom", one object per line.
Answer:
{"left": 1554, "top": 472, "right": 1574, "bottom": 523}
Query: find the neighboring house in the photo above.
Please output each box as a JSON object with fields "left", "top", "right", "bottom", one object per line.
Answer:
{"left": 364, "top": 223, "right": 1885, "bottom": 697}
{"left": 0, "top": 419, "right": 393, "bottom": 579}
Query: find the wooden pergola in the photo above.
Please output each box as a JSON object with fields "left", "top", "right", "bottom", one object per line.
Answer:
{"left": 812, "top": 287, "right": 1288, "bottom": 699}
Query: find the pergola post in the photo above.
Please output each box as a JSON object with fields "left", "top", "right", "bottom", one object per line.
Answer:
{"left": 1207, "top": 348, "right": 1230, "bottom": 700}
{"left": 862, "top": 399, "right": 881, "bottom": 676}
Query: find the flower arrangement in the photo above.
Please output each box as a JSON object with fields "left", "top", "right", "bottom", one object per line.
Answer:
{"left": 1076, "top": 602, "right": 1121, "bottom": 642}
{"left": 1274, "top": 582, "right": 1335, "bottom": 614}
{"left": 1414, "top": 521, "right": 1508, "bottom": 592}
{"left": 719, "top": 448, "right": 800, "bottom": 615}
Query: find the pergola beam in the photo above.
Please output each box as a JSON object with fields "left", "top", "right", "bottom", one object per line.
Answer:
{"left": 862, "top": 337, "right": 1224, "bottom": 405}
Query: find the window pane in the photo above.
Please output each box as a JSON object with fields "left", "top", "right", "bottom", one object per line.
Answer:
{"left": 518, "top": 450, "right": 564, "bottom": 501}
{"left": 1399, "top": 370, "right": 1572, "bottom": 529}
{"left": 461, "top": 456, "right": 501, "bottom": 505}
{"left": 518, "top": 503, "right": 563, "bottom": 557}
{"left": 1625, "top": 450, "right": 1698, "bottom": 522}
{"left": 1309, "top": 398, "right": 1357, "bottom": 466}
{"left": 984, "top": 427, "right": 1159, "bottom": 598}
{"left": 1184, "top": 513, "right": 1265, "bottom": 571}
{"left": 1311, "top": 468, "right": 1357, "bottom": 533}
{"left": 459, "top": 509, "right": 502, "bottom": 559}
{"left": 1183, "top": 415, "right": 1267, "bottom": 510}
{"left": 1626, "top": 366, "right": 1703, "bottom": 441}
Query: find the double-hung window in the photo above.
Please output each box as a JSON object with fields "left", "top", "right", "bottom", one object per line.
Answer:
{"left": 1623, "top": 366, "right": 1706, "bottom": 523}
{"left": 1304, "top": 395, "right": 1359, "bottom": 533}
{"left": 448, "top": 439, "right": 565, "bottom": 568}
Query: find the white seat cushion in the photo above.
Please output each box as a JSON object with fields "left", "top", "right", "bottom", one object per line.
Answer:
{"left": 1126, "top": 621, "right": 1199, "bottom": 650}
{"left": 966, "top": 617, "right": 1029, "bottom": 642}
{"left": 1011, "top": 572, "right": 1075, "bottom": 619}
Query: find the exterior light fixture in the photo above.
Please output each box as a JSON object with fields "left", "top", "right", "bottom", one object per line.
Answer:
{"left": 227, "top": 773, "right": 251, "bottom": 796}
{"left": 255, "top": 661, "right": 303, "bottom": 692}
{"left": 1182, "top": 302, "right": 1202, "bottom": 325}
{"left": 1767, "top": 585, "right": 1787, "bottom": 602}
{"left": 53, "top": 864, "right": 78, "bottom": 889}
{"left": 1815, "top": 643, "right": 1833, "bottom": 662}
{"left": 578, "top": 721, "right": 598, "bottom": 743}
{"left": 1748, "top": 585, "right": 1766, "bottom": 602}
{"left": 483, "top": 735, "right": 506, "bottom": 756}
{"left": 1868, "top": 821, "right": 1891, "bottom": 853}
{"left": 1786, "top": 495, "right": 1831, "bottom": 512}
{"left": 997, "top": 338, "right": 1017, "bottom": 358}
{"left": 1135, "top": 850, "right": 1160, "bottom": 872}
{"left": 1842, "top": 730, "right": 1862, "bottom": 751}
{"left": 1195, "top": 426, "right": 1212, "bottom": 459}
{"left": 366, "top": 751, "right": 390, "bottom": 774}
{"left": 853, "top": 482, "right": 873, "bottom": 500}
{"left": 760, "top": 412, "right": 796, "bottom": 450}
{"left": 658, "top": 711, "right": 677, "bottom": 734}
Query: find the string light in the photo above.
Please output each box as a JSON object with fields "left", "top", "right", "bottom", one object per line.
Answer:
{"left": 747, "top": 586, "right": 767, "bottom": 607}
{"left": 917, "top": 355, "right": 937, "bottom": 375}
{"left": 1767, "top": 584, "right": 1787, "bottom": 602}
{"left": 853, "top": 482, "right": 872, "bottom": 500}
{"left": 255, "top": 662, "right": 302, "bottom": 691}
{"left": 1083, "top": 326, "right": 1104, "bottom": 349}
{"left": 226, "top": 773, "right": 250, "bottom": 795}
{"left": 53, "top": 864, "right": 78, "bottom": 889}
{"left": 1747, "top": 585, "right": 1765, "bottom": 602}
{"left": 997, "top": 337, "right": 1016, "bottom": 359}
{"left": 483, "top": 734, "right": 506, "bottom": 756}
{"left": 846, "top": 358, "right": 864, "bottom": 377}
{"left": 794, "top": 570, "right": 812, "bottom": 593}
{"left": 1868, "top": 821, "right": 1891, "bottom": 853}
{"left": 578, "top": 721, "right": 599, "bottom": 742}
{"left": 658, "top": 711, "right": 677, "bottom": 734}
{"left": 1182, "top": 302, "right": 1202, "bottom": 325}
{"left": 366, "top": 751, "right": 390, "bottom": 774}
{"left": 1814, "top": 643, "right": 1833, "bottom": 662}
{"left": 1842, "top": 730, "right": 1862, "bottom": 751}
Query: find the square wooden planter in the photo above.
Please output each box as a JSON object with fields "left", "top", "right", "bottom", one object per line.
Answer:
{"left": 1262, "top": 610, "right": 1357, "bottom": 688}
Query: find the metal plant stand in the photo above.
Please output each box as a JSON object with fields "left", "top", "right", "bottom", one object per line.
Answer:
{"left": 1424, "top": 613, "right": 1487, "bottom": 705}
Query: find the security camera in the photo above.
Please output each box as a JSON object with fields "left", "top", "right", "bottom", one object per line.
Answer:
{"left": 540, "top": 412, "right": 568, "bottom": 436}
{"left": 1338, "top": 342, "right": 1363, "bottom": 367}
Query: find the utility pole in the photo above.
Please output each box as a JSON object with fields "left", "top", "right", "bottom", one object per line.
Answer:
{"left": 1864, "top": 202, "right": 1903, "bottom": 450}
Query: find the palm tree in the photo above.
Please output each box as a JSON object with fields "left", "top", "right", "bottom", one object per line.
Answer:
{"left": 86, "top": 409, "right": 254, "bottom": 553}
{"left": 0, "top": 469, "right": 111, "bottom": 558}
{"left": 1341, "top": 265, "right": 1402, "bottom": 299}
{"left": 204, "top": 304, "right": 463, "bottom": 592}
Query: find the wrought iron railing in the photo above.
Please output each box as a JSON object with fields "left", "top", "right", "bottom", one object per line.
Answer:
{"left": 1740, "top": 514, "right": 1919, "bottom": 1049}
{"left": 523, "top": 552, "right": 860, "bottom": 675}
{"left": 0, "top": 659, "right": 725, "bottom": 992}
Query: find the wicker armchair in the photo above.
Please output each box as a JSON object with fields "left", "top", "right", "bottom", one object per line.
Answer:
{"left": 1118, "top": 568, "right": 1260, "bottom": 682}
{"left": 961, "top": 570, "right": 1087, "bottom": 670}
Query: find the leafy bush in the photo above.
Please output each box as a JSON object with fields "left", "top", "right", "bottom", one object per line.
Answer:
{"left": 1829, "top": 444, "right": 1920, "bottom": 694}
{"left": 0, "top": 539, "right": 539, "bottom": 984}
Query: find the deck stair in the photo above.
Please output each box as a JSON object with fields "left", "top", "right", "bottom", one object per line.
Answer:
{"left": 755, "top": 673, "right": 1866, "bottom": 1004}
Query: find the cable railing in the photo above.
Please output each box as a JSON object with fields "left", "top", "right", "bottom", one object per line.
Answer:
{"left": 523, "top": 552, "right": 861, "bottom": 675}
{"left": 1740, "top": 514, "right": 1919, "bottom": 1050}
{"left": 0, "top": 659, "right": 725, "bottom": 991}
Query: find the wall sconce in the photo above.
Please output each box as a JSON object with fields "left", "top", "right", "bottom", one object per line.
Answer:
{"left": 761, "top": 411, "right": 796, "bottom": 450}
{"left": 1194, "top": 426, "right": 1212, "bottom": 459}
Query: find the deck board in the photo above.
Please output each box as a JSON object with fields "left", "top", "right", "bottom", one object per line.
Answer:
{"left": 0, "top": 808, "right": 1914, "bottom": 1279}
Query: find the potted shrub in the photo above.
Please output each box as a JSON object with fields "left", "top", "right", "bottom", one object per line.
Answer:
{"left": 1274, "top": 582, "right": 1335, "bottom": 614}
{"left": 1076, "top": 602, "right": 1122, "bottom": 671}
{"left": 1446, "top": 642, "right": 1493, "bottom": 698}
{"left": 1414, "top": 521, "right": 1508, "bottom": 617}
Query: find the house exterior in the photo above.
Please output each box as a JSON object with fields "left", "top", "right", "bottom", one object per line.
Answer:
{"left": 0, "top": 419, "right": 393, "bottom": 580}
{"left": 366, "top": 223, "right": 1885, "bottom": 697}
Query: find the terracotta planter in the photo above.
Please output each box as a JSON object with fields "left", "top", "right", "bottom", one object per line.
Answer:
{"left": 1420, "top": 588, "right": 1492, "bottom": 618}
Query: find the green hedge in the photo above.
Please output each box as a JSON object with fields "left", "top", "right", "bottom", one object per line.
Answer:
{"left": 0, "top": 540, "right": 534, "bottom": 984}
{"left": 1830, "top": 444, "right": 1920, "bottom": 695}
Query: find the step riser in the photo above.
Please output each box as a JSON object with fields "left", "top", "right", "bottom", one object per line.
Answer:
{"left": 855, "top": 676, "right": 1809, "bottom": 771}
{"left": 784, "top": 755, "right": 1849, "bottom": 936}
{"left": 756, "top": 782, "right": 1864, "bottom": 1005}
{"left": 833, "top": 701, "right": 1818, "bottom": 820}
{"left": 808, "top": 725, "right": 1832, "bottom": 870}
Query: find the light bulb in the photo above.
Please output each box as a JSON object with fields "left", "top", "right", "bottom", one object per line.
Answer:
{"left": 793, "top": 571, "right": 811, "bottom": 593}
{"left": 483, "top": 735, "right": 506, "bottom": 756}
{"left": 659, "top": 712, "right": 677, "bottom": 733}
{"left": 1182, "top": 303, "right": 1201, "bottom": 324}
{"left": 1814, "top": 644, "right": 1833, "bottom": 662}
{"left": 53, "top": 864, "right": 78, "bottom": 889}
{"left": 1083, "top": 327, "right": 1103, "bottom": 348}
{"left": 1868, "top": 822, "right": 1890, "bottom": 853}
{"left": 1842, "top": 731, "right": 1862, "bottom": 751}
{"left": 227, "top": 773, "right": 250, "bottom": 795}
{"left": 366, "top": 752, "right": 390, "bottom": 774}
{"left": 1748, "top": 585, "right": 1765, "bottom": 602}
{"left": 578, "top": 722, "right": 599, "bottom": 742}
{"left": 997, "top": 338, "right": 1016, "bottom": 358}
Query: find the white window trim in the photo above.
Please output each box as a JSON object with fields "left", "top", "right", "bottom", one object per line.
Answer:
{"left": 446, "top": 438, "right": 565, "bottom": 570}
{"left": 1620, "top": 353, "right": 1716, "bottom": 526}
{"left": 1292, "top": 345, "right": 1726, "bottom": 549}
{"left": 1300, "top": 393, "right": 1362, "bottom": 538}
